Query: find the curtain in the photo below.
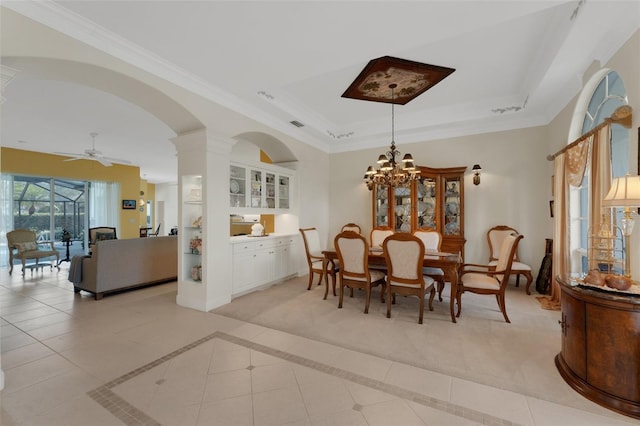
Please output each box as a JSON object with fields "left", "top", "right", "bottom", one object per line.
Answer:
{"left": 566, "top": 138, "right": 590, "bottom": 187}
{"left": 0, "top": 174, "right": 14, "bottom": 267}
{"left": 544, "top": 124, "right": 611, "bottom": 307}
{"left": 545, "top": 155, "right": 569, "bottom": 307}
{"left": 588, "top": 124, "right": 612, "bottom": 242}
{"left": 89, "top": 181, "right": 120, "bottom": 229}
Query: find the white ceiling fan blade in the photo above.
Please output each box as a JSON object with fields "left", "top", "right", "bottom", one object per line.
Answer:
{"left": 95, "top": 158, "right": 113, "bottom": 167}
{"left": 101, "top": 156, "right": 132, "bottom": 165}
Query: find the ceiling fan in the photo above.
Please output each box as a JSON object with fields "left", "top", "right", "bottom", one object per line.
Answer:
{"left": 55, "top": 132, "right": 132, "bottom": 167}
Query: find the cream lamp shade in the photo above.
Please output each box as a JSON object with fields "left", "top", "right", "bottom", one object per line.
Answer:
{"left": 602, "top": 175, "right": 640, "bottom": 208}
{"left": 602, "top": 174, "right": 640, "bottom": 278}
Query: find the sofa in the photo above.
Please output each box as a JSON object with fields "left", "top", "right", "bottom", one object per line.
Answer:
{"left": 72, "top": 235, "right": 177, "bottom": 300}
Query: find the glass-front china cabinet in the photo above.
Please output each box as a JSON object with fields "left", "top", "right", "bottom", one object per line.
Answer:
{"left": 372, "top": 166, "right": 466, "bottom": 258}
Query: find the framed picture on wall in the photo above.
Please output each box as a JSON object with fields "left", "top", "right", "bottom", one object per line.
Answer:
{"left": 122, "top": 199, "right": 137, "bottom": 210}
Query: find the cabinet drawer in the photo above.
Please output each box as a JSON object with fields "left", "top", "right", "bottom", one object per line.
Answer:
{"left": 233, "top": 239, "right": 276, "bottom": 253}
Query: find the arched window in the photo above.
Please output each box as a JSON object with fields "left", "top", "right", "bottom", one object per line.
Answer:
{"left": 568, "top": 70, "right": 629, "bottom": 276}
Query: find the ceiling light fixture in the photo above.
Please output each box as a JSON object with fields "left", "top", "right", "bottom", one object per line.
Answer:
{"left": 363, "top": 83, "right": 420, "bottom": 190}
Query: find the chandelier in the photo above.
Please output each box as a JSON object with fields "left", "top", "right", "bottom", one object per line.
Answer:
{"left": 363, "top": 83, "right": 420, "bottom": 190}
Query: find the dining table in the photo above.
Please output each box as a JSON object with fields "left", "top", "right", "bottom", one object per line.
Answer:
{"left": 322, "top": 248, "right": 462, "bottom": 323}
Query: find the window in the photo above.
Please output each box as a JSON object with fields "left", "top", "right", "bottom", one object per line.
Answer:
{"left": 569, "top": 70, "right": 629, "bottom": 276}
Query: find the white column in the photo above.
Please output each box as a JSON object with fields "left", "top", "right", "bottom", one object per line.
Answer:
{"left": 172, "top": 128, "right": 235, "bottom": 311}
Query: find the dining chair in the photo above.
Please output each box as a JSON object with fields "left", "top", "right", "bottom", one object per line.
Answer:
{"left": 487, "top": 225, "right": 533, "bottom": 294}
{"left": 334, "top": 231, "right": 386, "bottom": 313}
{"left": 370, "top": 226, "right": 394, "bottom": 248}
{"left": 413, "top": 229, "right": 446, "bottom": 301}
{"left": 457, "top": 233, "right": 524, "bottom": 323}
{"left": 383, "top": 233, "right": 436, "bottom": 324}
{"left": 341, "top": 223, "right": 362, "bottom": 234}
{"left": 299, "top": 227, "right": 338, "bottom": 294}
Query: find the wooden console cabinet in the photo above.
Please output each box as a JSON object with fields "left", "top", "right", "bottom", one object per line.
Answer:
{"left": 555, "top": 277, "right": 640, "bottom": 419}
{"left": 372, "top": 166, "right": 466, "bottom": 259}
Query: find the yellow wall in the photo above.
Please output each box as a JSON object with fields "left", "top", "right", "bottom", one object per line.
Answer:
{"left": 1, "top": 147, "right": 152, "bottom": 239}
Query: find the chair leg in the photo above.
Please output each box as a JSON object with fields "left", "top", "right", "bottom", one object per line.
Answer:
{"left": 386, "top": 287, "right": 392, "bottom": 318}
{"left": 338, "top": 281, "right": 344, "bottom": 308}
{"left": 515, "top": 274, "right": 521, "bottom": 287}
{"left": 364, "top": 285, "right": 371, "bottom": 314}
{"left": 497, "top": 293, "right": 511, "bottom": 323}
{"left": 524, "top": 271, "right": 533, "bottom": 295}
{"left": 307, "top": 271, "right": 314, "bottom": 290}
{"left": 437, "top": 279, "right": 445, "bottom": 301}
{"left": 455, "top": 288, "right": 463, "bottom": 317}
{"left": 418, "top": 293, "right": 425, "bottom": 324}
{"left": 428, "top": 288, "right": 436, "bottom": 311}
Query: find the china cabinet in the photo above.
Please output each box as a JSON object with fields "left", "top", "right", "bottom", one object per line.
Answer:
{"left": 230, "top": 162, "right": 293, "bottom": 212}
{"left": 182, "top": 175, "right": 203, "bottom": 283}
{"left": 372, "top": 166, "right": 466, "bottom": 258}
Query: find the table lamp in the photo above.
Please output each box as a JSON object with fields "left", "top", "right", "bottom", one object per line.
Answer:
{"left": 602, "top": 174, "right": 640, "bottom": 278}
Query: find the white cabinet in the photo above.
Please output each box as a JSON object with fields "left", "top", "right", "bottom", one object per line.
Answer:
{"left": 231, "top": 235, "right": 298, "bottom": 296}
{"left": 230, "top": 162, "right": 293, "bottom": 212}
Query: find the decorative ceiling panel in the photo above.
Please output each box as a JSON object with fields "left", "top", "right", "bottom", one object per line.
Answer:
{"left": 341, "top": 56, "right": 455, "bottom": 105}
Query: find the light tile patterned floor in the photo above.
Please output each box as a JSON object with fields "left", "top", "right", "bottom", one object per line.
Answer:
{"left": 1, "top": 267, "right": 638, "bottom": 425}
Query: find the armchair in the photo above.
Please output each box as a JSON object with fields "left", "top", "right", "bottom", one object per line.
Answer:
{"left": 7, "top": 229, "right": 60, "bottom": 276}
{"left": 457, "top": 234, "right": 524, "bottom": 323}
{"left": 487, "top": 225, "right": 533, "bottom": 294}
{"left": 88, "top": 227, "right": 117, "bottom": 253}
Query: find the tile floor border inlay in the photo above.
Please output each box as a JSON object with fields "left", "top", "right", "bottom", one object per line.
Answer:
{"left": 87, "top": 330, "right": 522, "bottom": 426}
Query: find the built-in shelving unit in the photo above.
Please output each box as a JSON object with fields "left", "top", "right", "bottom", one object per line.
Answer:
{"left": 182, "top": 175, "right": 203, "bottom": 283}
{"left": 230, "top": 162, "right": 293, "bottom": 213}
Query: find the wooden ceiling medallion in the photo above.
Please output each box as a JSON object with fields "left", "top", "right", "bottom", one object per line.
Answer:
{"left": 342, "top": 56, "right": 455, "bottom": 105}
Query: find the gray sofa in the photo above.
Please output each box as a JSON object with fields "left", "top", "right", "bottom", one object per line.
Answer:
{"left": 73, "top": 236, "right": 177, "bottom": 300}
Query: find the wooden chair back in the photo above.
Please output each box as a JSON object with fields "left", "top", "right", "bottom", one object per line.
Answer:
{"left": 341, "top": 223, "right": 362, "bottom": 234}
{"left": 370, "top": 226, "right": 394, "bottom": 248}
{"left": 487, "top": 225, "right": 520, "bottom": 261}
{"left": 383, "top": 233, "right": 425, "bottom": 288}
{"left": 413, "top": 229, "right": 442, "bottom": 251}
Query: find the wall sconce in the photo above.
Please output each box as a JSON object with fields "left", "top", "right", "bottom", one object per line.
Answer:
{"left": 472, "top": 164, "right": 482, "bottom": 186}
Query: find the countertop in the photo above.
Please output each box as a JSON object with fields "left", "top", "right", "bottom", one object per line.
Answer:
{"left": 229, "top": 233, "right": 298, "bottom": 243}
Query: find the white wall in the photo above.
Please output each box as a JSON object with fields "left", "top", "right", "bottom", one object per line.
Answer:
{"left": 155, "top": 182, "right": 178, "bottom": 234}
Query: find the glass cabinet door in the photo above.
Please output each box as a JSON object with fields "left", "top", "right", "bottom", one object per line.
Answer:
{"left": 230, "top": 165, "right": 246, "bottom": 208}
{"left": 393, "top": 185, "right": 412, "bottom": 232}
{"left": 278, "top": 175, "right": 290, "bottom": 209}
{"left": 250, "top": 169, "right": 262, "bottom": 208}
{"left": 416, "top": 176, "right": 437, "bottom": 230}
{"left": 265, "top": 173, "right": 276, "bottom": 209}
{"left": 443, "top": 176, "right": 462, "bottom": 236}
{"left": 374, "top": 184, "right": 389, "bottom": 227}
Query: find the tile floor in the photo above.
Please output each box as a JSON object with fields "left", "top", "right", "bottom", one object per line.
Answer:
{"left": 0, "top": 266, "right": 638, "bottom": 426}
